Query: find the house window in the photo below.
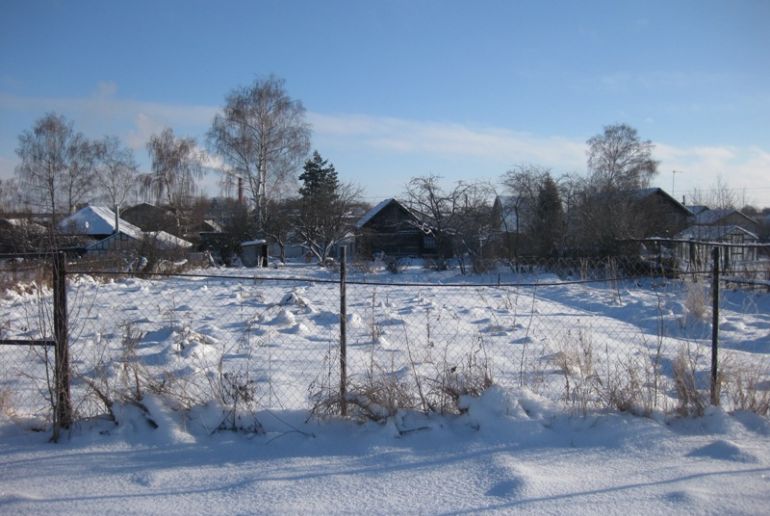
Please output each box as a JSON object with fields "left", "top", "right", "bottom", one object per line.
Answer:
{"left": 423, "top": 235, "right": 436, "bottom": 250}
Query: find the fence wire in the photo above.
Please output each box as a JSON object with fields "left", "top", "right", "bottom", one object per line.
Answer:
{"left": 2, "top": 255, "right": 769, "bottom": 429}
{"left": 0, "top": 260, "right": 57, "bottom": 422}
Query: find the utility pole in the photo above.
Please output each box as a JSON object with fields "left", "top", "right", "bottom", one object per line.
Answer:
{"left": 672, "top": 170, "right": 682, "bottom": 197}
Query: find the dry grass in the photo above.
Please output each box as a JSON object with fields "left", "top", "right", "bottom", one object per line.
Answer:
{"left": 672, "top": 346, "right": 709, "bottom": 417}
{"left": 683, "top": 279, "right": 709, "bottom": 322}
{"left": 726, "top": 360, "right": 770, "bottom": 416}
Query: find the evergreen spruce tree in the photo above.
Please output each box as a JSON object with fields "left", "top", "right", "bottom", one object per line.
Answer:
{"left": 533, "top": 174, "right": 564, "bottom": 257}
{"left": 296, "top": 151, "right": 359, "bottom": 262}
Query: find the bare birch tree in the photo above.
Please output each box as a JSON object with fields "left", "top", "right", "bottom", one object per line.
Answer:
{"left": 15, "top": 113, "right": 97, "bottom": 223}
{"left": 143, "top": 128, "right": 204, "bottom": 234}
{"left": 95, "top": 136, "right": 139, "bottom": 211}
{"left": 208, "top": 76, "right": 310, "bottom": 227}
{"left": 587, "top": 124, "right": 658, "bottom": 191}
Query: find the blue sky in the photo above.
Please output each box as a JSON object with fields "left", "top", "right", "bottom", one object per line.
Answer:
{"left": 1, "top": 0, "right": 769, "bottom": 206}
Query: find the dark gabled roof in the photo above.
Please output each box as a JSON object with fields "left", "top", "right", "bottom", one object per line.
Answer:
{"left": 694, "top": 208, "right": 757, "bottom": 227}
{"left": 630, "top": 188, "right": 693, "bottom": 216}
{"left": 355, "top": 198, "right": 422, "bottom": 229}
{"left": 685, "top": 205, "right": 709, "bottom": 216}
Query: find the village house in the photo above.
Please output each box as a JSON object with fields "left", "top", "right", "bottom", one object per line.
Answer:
{"left": 57, "top": 205, "right": 192, "bottom": 253}
{"left": 675, "top": 206, "right": 762, "bottom": 271}
{"left": 355, "top": 198, "right": 436, "bottom": 259}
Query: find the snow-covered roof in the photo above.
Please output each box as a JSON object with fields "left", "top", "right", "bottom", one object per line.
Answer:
{"left": 675, "top": 224, "right": 758, "bottom": 241}
{"left": 146, "top": 231, "right": 193, "bottom": 249}
{"left": 58, "top": 206, "right": 142, "bottom": 238}
{"left": 356, "top": 198, "right": 392, "bottom": 229}
{"left": 241, "top": 239, "right": 267, "bottom": 246}
{"left": 355, "top": 198, "right": 397, "bottom": 229}
{"left": 203, "top": 219, "right": 223, "bottom": 233}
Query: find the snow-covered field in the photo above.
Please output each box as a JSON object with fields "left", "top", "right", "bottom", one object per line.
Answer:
{"left": 1, "top": 263, "right": 768, "bottom": 514}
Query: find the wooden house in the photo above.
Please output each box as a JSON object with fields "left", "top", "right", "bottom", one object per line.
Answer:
{"left": 355, "top": 199, "right": 436, "bottom": 258}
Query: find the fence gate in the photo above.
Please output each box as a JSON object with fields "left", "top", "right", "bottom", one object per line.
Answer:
{"left": 0, "top": 252, "right": 70, "bottom": 440}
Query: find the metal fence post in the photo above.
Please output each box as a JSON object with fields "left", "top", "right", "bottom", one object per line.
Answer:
{"left": 339, "top": 246, "right": 348, "bottom": 416}
{"left": 53, "top": 251, "right": 72, "bottom": 434}
{"left": 710, "top": 246, "right": 720, "bottom": 406}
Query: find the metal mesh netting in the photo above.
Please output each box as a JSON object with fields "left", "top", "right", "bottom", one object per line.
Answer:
{"left": 2, "top": 255, "right": 769, "bottom": 426}
{"left": 0, "top": 260, "right": 56, "bottom": 422}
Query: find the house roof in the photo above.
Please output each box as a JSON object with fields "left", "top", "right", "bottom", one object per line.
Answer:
{"left": 58, "top": 206, "right": 143, "bottom": 238}
{"left": 685, "top": 205, "right": 709, "bottom": 216}
{"left": 241, "top": 239, "right": 267, "bottom": 246}
{"left": 693, "top": 208, "right": 756, "bottom": 227}
{"left": 146, "top": 231, "right": 193, "bottom": 249}
{"left": 355, "top": 198, "right": 415, "bottom": 229}
{"left": 0, "top": 218, "right": 46, "bottom": 233}
{"left": 84, "top": 228, "right": 192, "bottom": 251}
{"left": 675, "top": 224, "right": 758, "bottom": 241}
{"left": 630, "top": 188, "right": 693, "bottom": 216}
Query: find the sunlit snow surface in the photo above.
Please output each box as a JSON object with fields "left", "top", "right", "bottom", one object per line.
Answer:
{"left": 1, "top": 262, "right": 768, "bottom": 514}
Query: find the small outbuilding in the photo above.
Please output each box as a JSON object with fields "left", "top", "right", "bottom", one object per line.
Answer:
{"left": 240, "top": 239, "right": 268, "bottom": 267}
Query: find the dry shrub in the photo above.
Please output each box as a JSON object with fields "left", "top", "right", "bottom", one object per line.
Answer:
{"left": 599, "top": 352, "right": 663, "bottom": 417}
{"left": 311, "top": 367, "right": 416, "bottom": 422}
{"left": 553, "top": 330, "right": 600, "bottom": 414}
{"left": 0, "top": 388, "right": 13, "bottom": 416}
{"left": 352, "top": 259, "right": 374, "bottom": 274}
{"left": 683, "top": 279, "right": 708, "bottom": 321}
{"left": 78, "top": 322, "right": 157, "bottom": 425}
{"left": 727, "top": 362, "right": 770, "bottom": 416}
{"left": 215, "top": 369, "right": 263, "bottom": 433}
{"left": 311, "top": 340, "right": 493, "bottom": 421}
{"left": 0, "top": 261, "right": 51, "bottom": 296}
{"left": 424, "top": 347, "right": 493, "bottom": 414}
{"left": 672, "top": 346, "right": 708, "bottom": 417}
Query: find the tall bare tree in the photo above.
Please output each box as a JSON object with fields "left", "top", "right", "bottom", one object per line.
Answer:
{"left": 500, "top": 165, "right": 550, "bottom": 254}
{"left": 208, "top": 76, "right": 311, "bottom": 227}
{"left": 143, "top": 128, "right": 204, "bottom": 234}
{"left": 15, "top": 113, "right": 97, "bottom": 222}
{"left": 95, "top": 136, "right": 139, "bottom": 212}
{"left": 499, "top": 165, "right": 568, "bottom": 257}
{"left": 0, "top": 178, "right": 23, "bottom": 215}
{"left": 405, "top": 175, "right": 494, "bottom": 270}
{"left": 587, "top": 123, "right": 658, "bottom": 191}
{"left": 262, "top": 197, "right": 299, "bottom": 263}
{"left": 688, "top": 176, "right": 740, "bottom": 209}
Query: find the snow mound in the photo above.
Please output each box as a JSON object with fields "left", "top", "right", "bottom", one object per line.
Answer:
{"left": 346, "top": 313, "right": 364, "bottom": 327}
{"left": 273, "top": 309, "right": 296, "bottom": 326}
{"left": 279, "top": 290, "right": 313, "bottom": 310}
{"left": 687, "top": 439, "right": 758, "bottom": 463}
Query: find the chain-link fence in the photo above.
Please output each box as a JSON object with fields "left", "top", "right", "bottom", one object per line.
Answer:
{"left": 0, "top": 257, "right": 58, "bottom": 426}
{"left": 2, "top": 252, "right": 769, "bottom": 435}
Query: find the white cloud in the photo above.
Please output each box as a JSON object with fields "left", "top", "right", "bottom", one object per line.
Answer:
{"left": 309, "top": 112, "right": 587, "bottom": 171}
{"left": 310, "top": 112, "right": 770, "bottom": 205}
{"left": 125, "top": 113, "right": 167, "bottom": 150}
{"left": 0, "top": 88, "right": 218, "bottom": 151}
{"left": 2, "top": 88, "right": 768, "bottom": 205}
{"left": 654, "top": 143, "right": 770, "bottom": 205}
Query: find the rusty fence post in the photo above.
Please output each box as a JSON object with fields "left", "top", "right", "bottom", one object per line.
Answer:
{"left": 710, "top": 246, "right": 720, "bottom": 406}
{"left": 53, "top": 251, "right": 72, "bottom": 435}
{"left": 339, "top": 246, "right": 348, "bottom": 416}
